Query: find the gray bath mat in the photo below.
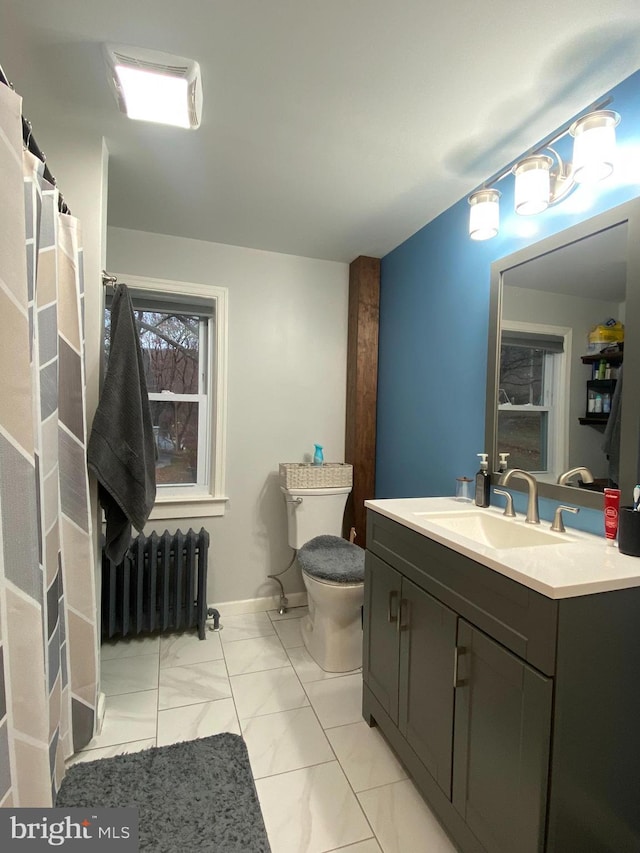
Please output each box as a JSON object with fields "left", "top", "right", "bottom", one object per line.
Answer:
{"left": 56, "top": 733, "right": 271, "bottom": 852}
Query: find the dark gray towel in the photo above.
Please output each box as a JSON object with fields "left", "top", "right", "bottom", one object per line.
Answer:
{"left": 602, "top": 363, "right": 623, "bottom": 487}
{"left": 88, "top": 284, "right": 156, "bottom": 562}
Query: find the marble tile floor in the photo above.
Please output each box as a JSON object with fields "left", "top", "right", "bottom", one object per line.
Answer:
{"left": 70, "top": 606, "right": 458, "bottom": 853}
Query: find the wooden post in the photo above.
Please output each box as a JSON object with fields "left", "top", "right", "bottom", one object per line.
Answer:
{"left": 344, "top": 256, "right": 380, "bottom": 549}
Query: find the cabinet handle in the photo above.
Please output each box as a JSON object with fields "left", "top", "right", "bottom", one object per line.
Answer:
{"left": 387, "top": 590, "right": 399, "bottom": 624}
{"left": 397, "top": 598, "right": 410, "bottom": 633}
{"left": 453, "top": 646, "right": 466, "bottom": 688}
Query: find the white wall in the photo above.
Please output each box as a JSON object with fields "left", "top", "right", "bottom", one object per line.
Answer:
{"left": 107, "top": 227, "right": 349, "bottom": 605}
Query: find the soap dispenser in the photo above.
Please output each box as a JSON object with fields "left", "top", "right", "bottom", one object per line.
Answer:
{"left": 475, "top": 453, "right": 491, "bottom": 507}
{"left": 498, "top": 452, "right": 510, "bottom": 474}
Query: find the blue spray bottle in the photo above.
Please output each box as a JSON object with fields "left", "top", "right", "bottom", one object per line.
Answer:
{"left": 313, "top": 444, "right": 324, "bottom": 466}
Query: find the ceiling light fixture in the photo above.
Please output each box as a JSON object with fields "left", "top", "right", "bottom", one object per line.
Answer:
{"left": 104, "top": 44, "right": 203, "bottom": 129}
{"left": 467, "top": 107, "right": 620, "bottom": 240}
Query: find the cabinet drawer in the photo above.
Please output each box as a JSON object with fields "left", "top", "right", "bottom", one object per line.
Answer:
{"left": 367, "top": 510, "right": 558, "bottom": 675}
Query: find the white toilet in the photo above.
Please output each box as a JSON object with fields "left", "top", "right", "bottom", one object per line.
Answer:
{"left": 282, "top": 485, "right": 364, "bottom": 672}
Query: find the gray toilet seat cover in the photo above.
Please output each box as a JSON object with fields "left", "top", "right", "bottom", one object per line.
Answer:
{"left": 297, "top": 535, "right": 365, "bottom": 583}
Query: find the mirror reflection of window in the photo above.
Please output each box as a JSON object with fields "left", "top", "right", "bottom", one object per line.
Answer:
{"left": 498, "top": 329, "right": 565, "bottom": 474}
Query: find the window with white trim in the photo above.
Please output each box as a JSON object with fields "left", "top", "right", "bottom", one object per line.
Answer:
{"left": 105, "top": 275, "right": 228, "bottom": 517}
{"left": 498, "top": 324, "right": 569, "bottom": 476}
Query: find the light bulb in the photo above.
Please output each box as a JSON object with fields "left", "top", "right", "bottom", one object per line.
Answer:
{"left": 513, "top": 156, "right": 552, "bottom": 215}
{"left": 468, "top": 189, "right": 500, "bottom": 240}
{"left": 570, "top": 110, "right": 620, "bottom": 184}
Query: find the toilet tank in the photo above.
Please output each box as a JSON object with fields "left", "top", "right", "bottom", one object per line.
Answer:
{"left": 281, "top": 486, "right": 351, "bottom": 549}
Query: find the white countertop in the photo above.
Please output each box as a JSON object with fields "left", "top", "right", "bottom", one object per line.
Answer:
{"left": 365, "top": 496, "right": 640, "bottom": 599}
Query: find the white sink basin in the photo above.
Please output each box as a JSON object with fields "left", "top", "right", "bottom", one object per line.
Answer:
{"left": 413, "top": 511, "right": 571, "bottom": 550}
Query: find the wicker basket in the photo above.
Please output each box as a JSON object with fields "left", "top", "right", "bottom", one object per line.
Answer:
{"left": 279, "top": 462, "right": 353, "bottom": 489}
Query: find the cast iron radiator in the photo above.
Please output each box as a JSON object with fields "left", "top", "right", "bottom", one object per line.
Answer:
{"left": 101, "top": 527, "right": 210, "bottom": 642}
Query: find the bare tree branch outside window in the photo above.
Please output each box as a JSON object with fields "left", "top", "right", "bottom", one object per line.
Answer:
{"left": 104, "top": 309, "right": 203, "bottom": 485}
{"left": 500, "top": 345, "right": 543, "bottom": 406}
{"left": 498, "top": 344, "right": 547, "bottom": 470}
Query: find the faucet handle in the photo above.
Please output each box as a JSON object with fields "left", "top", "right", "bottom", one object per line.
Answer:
{"left": 494, "top": 489, "right": 516, "bottom": 518}
{"left": 551, "top": 505, "right": 579, "bottom": 533}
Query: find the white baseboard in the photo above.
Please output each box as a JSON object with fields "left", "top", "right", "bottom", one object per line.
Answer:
{"left": 209, "top": 590, "right": 308, "bottom": 617}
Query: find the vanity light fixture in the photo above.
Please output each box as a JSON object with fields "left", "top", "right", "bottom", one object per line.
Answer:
{"left": 468, "top": 189, "right": 501, "bottom": 240}
{"left": 570, "top": 110, "right": 620, "bottom": 183}
{"left": 512, "top": 147, "right": 577, "bottom": 216}
{"left": 468, "top": 107, "right": 620, "bottom": 239}
{"left": 513, "top": 155, "right": 553, "bottom": 215}
{"left": 104, "top": 44, "right": 203, "bottom": 129}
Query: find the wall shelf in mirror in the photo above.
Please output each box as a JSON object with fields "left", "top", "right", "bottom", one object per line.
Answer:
{"left": 580, "top": 351, "right": 623, "bottom": 365}
{"left": 581, "top": 379, "right": 617, "bottom": 426}
{"left": 580, "top": 352, "right": 621, "bottom": 428}
{"left": 579, "top": 417, "right": 609, "bottom": 427}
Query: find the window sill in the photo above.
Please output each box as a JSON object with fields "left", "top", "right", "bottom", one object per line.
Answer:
{"left": 149, "top": 495, "right": 229, "bottom": 520}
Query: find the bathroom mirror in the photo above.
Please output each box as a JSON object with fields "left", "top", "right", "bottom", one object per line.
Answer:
{"left": 485, "top": 198, "right": 640, "bottom": 510}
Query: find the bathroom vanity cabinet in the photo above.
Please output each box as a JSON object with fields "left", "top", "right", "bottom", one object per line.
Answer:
{"left": 363, "top": 509, "right": 640, "bottom": 853}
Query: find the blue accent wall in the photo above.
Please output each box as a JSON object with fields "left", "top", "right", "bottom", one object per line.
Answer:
{"left": 376, "top": 70, "right": 640, "bottom": 534}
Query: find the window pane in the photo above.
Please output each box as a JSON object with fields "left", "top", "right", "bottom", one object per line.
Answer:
{"left": 498, "top": 411, "right": 548, "bottom": 471}
{"left": 151, "top": 400, "right": 199, "bottom": 485}
{"left": 103, "top": 309, "right": 201, "bottom": 393}
{"left": 137, "top": 311, "right": 200, "bottom": 394}
{"left": 499, "top": 344, "right": 544, "bottom": 406}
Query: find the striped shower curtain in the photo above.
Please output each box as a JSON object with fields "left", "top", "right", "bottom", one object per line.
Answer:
{"left": 0, "top": 84, "right": 98, "bottom": 805}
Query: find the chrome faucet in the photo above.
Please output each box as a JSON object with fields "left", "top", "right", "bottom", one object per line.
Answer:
{"left": 499, "top": 469, "right": 540, "bottom": 524}
{"left": 493, "top": 488, "right": 516, "bottom": 517}
{"left": 550, "top": 504, "right": 579, "bottom": 533}
{"left": 556, "top": 466, "right": 594, "bottom": 486}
